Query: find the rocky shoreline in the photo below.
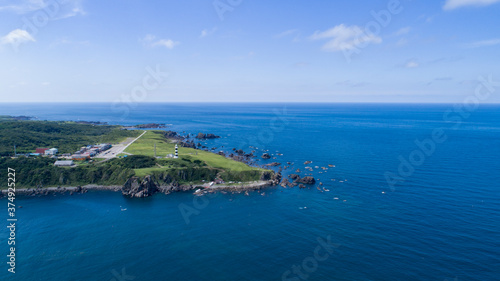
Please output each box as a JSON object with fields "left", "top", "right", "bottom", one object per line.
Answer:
{"left": 0, "top": 185, "right": 122, "bottom": 197}
{"left": 0, "top": 178, "right": 278, "bottom": 198}
{"left": 121, "top": 173, "right": 281, "bottom": 198}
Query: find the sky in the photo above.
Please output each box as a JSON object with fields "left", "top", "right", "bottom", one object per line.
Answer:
{"left": 1, "top": 0, "right": 500, "bottom": 103}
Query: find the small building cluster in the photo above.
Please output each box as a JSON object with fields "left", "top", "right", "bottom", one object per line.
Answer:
{"left": 26, "top": 143, "right": 112, "bottom": 164}
{"left": 33, "top": 147, "right": 58, "bottom": 156}
{"left": 71, "top": 143, "right": 112, "bottom": 160}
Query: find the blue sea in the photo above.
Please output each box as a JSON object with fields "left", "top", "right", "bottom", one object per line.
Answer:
{"left": 1, "top": 103, "right": 499, "bottom": 281}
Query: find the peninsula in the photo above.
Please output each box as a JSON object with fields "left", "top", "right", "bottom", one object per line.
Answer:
{"left": 0, "top": 118, "right": 280, "bottom": 197}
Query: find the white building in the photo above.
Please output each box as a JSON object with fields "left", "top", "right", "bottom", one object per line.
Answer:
{"left": 45, "top": 148, "right": 58, "bottom": 155}
{"left": 54, "top": 160, "right": 74, "bottom": 167}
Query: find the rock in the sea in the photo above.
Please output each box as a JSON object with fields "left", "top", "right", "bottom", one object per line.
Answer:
{"left": 271, "top": 172, "right": 282, "bottom": 185}
{"left": 261, "top": 153, "right": 271, "bottom": 159}
{"left": 280, "top": 178, "right": 291, "bottom": 188}
{"left": 163, "top": 130, "right": 180, "bottom": 139}
{"left": 264, "top": 162, "right": 281, "bottom": 167}
{"left": 299, "top": 184, "right": 306, "bottom": 189}
{"left": 288, "top": 174, "right": 316, "bottom": 185}
{"left": 296, "top": 176, "right": 316, "bottom": 185}
{"left": 196, "top": 133, "right": 221, "bottom": 139}
{"left": 122, "top": 175, "right": 158, "bottom": 198}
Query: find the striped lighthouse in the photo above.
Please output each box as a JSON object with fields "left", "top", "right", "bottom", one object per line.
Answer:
{"left": 174, "top": 144, "right": 178, "bottom": 159}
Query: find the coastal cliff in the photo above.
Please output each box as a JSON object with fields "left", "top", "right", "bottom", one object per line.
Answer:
{"left": 120, "top": 171, "right": 282, "bottom": 198}
{"left": 122, "top": 175, "right": 158, "bottom": 198}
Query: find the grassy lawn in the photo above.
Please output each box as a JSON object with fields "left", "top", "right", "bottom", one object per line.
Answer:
{"left": 125, "top": 131, "right": 264, "bottom": 174}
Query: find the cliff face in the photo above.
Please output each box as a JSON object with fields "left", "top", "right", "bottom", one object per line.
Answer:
{"left": 121, "top": 175, "right": 158, "bottom": 198}
{"left": 121, "top": 170, "right": 278, "bottom": 198}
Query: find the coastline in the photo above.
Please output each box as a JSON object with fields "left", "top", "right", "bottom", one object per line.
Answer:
{"left": 1, "top": 180, "right": 274, "bottom": 197}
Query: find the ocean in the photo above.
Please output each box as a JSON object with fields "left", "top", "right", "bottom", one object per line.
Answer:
{"left": 1, "top": 103, "right": 499, "bottom": 281}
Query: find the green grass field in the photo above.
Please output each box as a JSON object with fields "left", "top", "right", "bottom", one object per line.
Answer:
{"left": 125, "top": 131, "right": 265, "bottom": 177}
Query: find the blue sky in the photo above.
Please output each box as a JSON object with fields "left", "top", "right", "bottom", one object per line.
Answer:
{"left": 1, "top": 0, "right": 500, "bottom": 103}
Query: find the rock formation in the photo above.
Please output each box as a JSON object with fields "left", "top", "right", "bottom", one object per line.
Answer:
{"left": 288, "top": 174, "right": 316, "bottom": 185}
{"left": 196, "top": 133, "right": 220, "bottom": 139}
{"left": 122, "top": 175, "right": 158, "bottom": 198}
{"left": 296, "top": 176, "right": 316, "bottom": 185}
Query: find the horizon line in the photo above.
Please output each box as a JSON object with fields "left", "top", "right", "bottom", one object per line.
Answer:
{"left": 1, "top": 101, "right": 500, "bottom": 105}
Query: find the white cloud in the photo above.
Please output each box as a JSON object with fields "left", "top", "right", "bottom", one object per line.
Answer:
{"left": 1, "top": 29, "right": 35, "bottom": 46}
{"left": 153, "top": 39, "right": 178, "bottom": 49}
{"left": 464, "top": 38, "right": 500, "bottom": 48}
{"left": 399, "top": 59, "right": 420, "bottom": 68}
{"left": 394, "top": 27, "right": 411, "bottom": 36}
{"left": 200, "top": 27, "right": 217, "bottom": 38}
{"left": 57, "top": 5, "right": 85, "bottom": 19}
{"left": 276, "top": 29, "right": 301, "bottom": 42}
{"left": 0, "top": 0, "right": 46, "bottom": 14}
{"left": 443, "top": 0, "right": 500, "bottom": 10}
{"left": 50, "top": 38, "right": 89, "bottom": 47}
{"left": 0, "top": 0, "right": 85, "bottom": 18}
{"left": 141, "top": 34, "right": 179, "bottom": 49}
{"left": 396, "top": 38, "right": 408, "bottom": 46}
{"left": 310, "top": 24, "right": 382, "bottom": 52}
{"left": 276, "top": 29, "right": 299, "bottom": 38}
{"left": 406, "top": 61, "right": 419, "bottom": 68}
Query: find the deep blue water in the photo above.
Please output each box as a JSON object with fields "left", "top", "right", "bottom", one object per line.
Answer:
{"left": 1, "top": 103, "right": 499, "bottom": 281}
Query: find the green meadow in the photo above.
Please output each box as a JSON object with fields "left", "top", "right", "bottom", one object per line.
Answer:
{"left": 125, "top": 131, "right": 267, "bottom": 181}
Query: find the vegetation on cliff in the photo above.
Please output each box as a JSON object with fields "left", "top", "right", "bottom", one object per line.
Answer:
{"left": 0, "top": 157, "right": 135, "bottom": 188}
{"left": 0, "top": 120, "right": 140, "bottom": 156}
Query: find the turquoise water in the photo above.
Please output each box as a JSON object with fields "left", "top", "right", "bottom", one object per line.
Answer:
{"left": 1, "top": 103, "right": 499, "bottom": 280}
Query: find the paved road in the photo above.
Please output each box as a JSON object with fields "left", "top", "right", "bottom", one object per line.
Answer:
{"left": 97, "top": 130, "right": 146, "bottom": 159}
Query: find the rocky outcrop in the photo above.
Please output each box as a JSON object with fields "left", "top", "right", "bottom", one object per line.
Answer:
{"left": 262, "top": 153, "right": 271, "bottom": 159}
{"left": 280, "top": 178, "right": 291, "bottom": 188}
{"left": 260, "top": 171, "right": 274, "bottom": 181}
{"left": 181, "top": 140, "right": 197, "bottom": 149}
{"left": 196, "top": 133, "right": 220, "bottom": 139}
{"left": 288, "top": 174, "right": 316, "bottom": 185}
{"left": 134, "top": 123, "right": 167, "bottom": 129}
{"left": 271, "top": 171, "right": 282, "bottom": 185}
{"left": 158, "top": 184, "right": 194, "bottom": 195}
{"left": 163, "top": 131, "right": 183, "bottom": 140}
{"left": 296, "top": 176, "right": 316, "bottom": 185}
{"left": 264, "top": 162, "right": 281, "bottom": 167}
{"left": 122, "top": 175, "right": 159, "bottom": 198}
